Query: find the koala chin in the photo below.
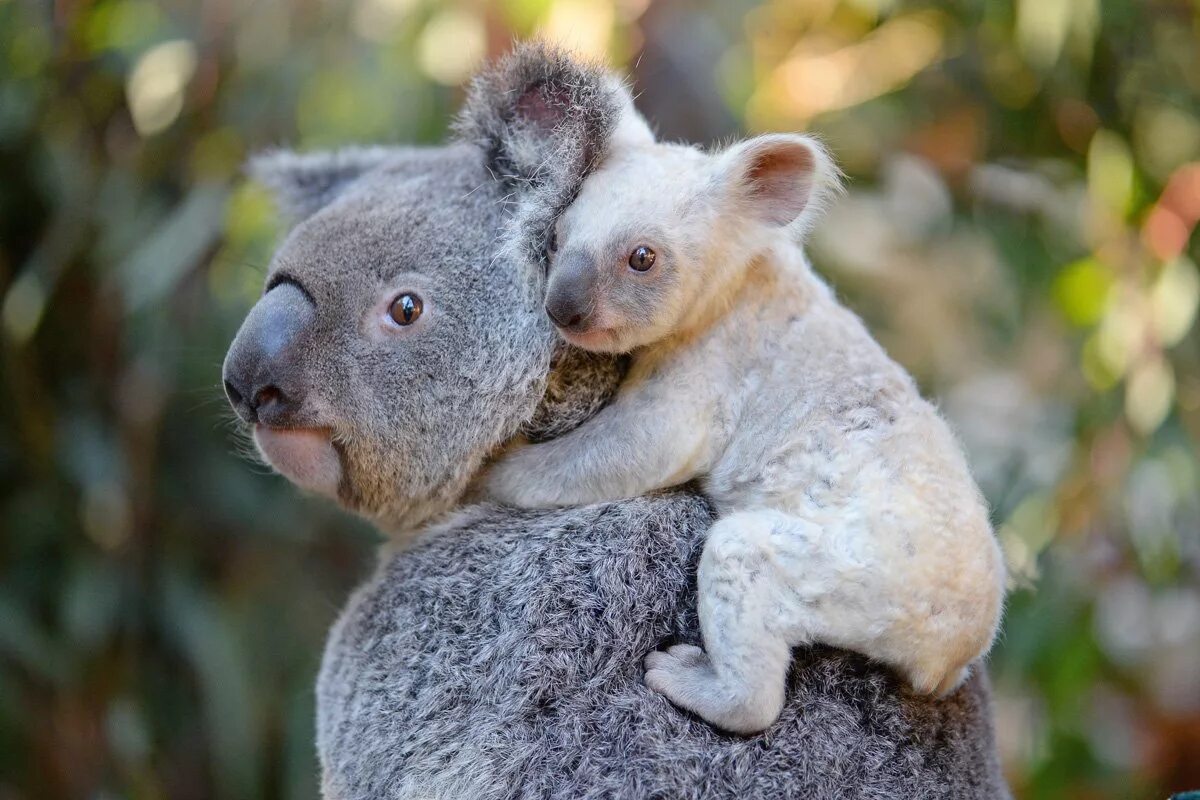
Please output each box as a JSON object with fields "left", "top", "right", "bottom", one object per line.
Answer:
{"left": 253, "top": 426, "right": 341, "bottom": 498}
{"left": 484, "top": 118, "right": 1007, "bottom": 731}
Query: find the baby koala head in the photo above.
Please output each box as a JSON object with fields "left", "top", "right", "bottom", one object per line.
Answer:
{"left": 543, "top": 133, "right": 838, "bottom": 353}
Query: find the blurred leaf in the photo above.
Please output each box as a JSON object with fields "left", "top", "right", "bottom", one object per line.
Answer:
{"left": 161, "top": 576, "right": 263, "bottom": 800}
{"left": 61, "top": 556, "right": 124, "bottom": 653}
{"left": 84, "top": 0, "right": 165, "bottom": 55}
{"left": 1088, "top": 129, "right": 1135, "bottom": 219}
{"left": 117, "top": 184, "right": 228, "bottom": 314}
{"left": 0, "top": 595, "right": 68, "bottom": 684}
{"left": 1053, "top": 257, "right": 1112, "bottom": 326}
{"left": 1151, "top": 257, "right": 1199, "bottom": 347}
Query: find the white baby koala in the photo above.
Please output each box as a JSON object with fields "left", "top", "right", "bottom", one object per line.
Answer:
{"left": 484, "top": 129, "right": 1006, "bottom": 734}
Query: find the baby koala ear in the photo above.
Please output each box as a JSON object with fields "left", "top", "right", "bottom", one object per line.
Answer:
{"left": 718, "top": 134, "right": 840, "bottom": 232}
{"left": 456, "top": 41, "right": 652, "bottom": 189}
{"left": 246, "top": 146, "right": 394, "bottom": 225}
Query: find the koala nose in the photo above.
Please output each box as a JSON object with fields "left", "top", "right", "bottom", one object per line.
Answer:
{"left": 546, "top": 296, "right": 586, "bottom": 329}
{"left": 222, "top": 379, "right": 297, "bottom": 425}
{"left": 222, "top": 281, "right": 315, "bottom": 427}
{"left": 545, "top": 249, "right": 596, "bottom": 331}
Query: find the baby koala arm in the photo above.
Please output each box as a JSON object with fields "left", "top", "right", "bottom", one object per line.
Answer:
{"left": 484, "top": 377, "right": 715, "bottom": 509}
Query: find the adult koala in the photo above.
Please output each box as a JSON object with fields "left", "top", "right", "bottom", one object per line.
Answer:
{"left": 223, "top": 45, "right": 1009, "bottom": 800}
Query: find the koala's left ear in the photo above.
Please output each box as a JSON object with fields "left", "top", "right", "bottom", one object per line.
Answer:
{"left": 718, "top": 134, "right": 841, "bottom": 233}
{"left": 246, "top": 146, "right": 397, "bottom": 225}
{"left": 455, "top": 41, "right": 652, "bottom": 190}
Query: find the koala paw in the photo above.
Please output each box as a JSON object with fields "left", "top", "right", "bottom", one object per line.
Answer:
{"left": 480, "top": 457, "right": 560, "bottom": 509}
{"left": 910, "top": 663, "right": 971, "bottom": 697}
{"left": 643, "top": 644, "right": 782, "bottom": 735}
{"left": 643, "top": 645, "right": 718, "bottom": 709}
{"left": 644, "top": 643, "right": 710, "bottom": 673}
{"left": 479, "top": 462, "right": 520, "bottom": 506}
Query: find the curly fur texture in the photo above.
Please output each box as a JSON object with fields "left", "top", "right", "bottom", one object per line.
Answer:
{"left": 318, "top": 491, "right": 1008, "bottom": 800}
{"left": 522, "top": 346, "right": 629, "bottom": 442}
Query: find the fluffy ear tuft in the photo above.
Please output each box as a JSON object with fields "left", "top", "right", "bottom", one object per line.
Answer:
{"left": 246, "top": 146, "right": 395, "bottom": 224}
{"left": 454, "top": 40, "right": 651, "bottom": 190}
{"left": 719, "top": 134, "right": 842, "bottom": 233}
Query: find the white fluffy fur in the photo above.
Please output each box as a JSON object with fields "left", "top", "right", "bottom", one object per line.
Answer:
{"left": 485, "top": 131, "right": 1006, "bottom": 734}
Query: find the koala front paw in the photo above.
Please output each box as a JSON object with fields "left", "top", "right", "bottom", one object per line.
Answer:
{"left": 480, "top": 456, "right": 561, "bottom": 509}
{"left": 478, "top": 462, "right": 518, "bottom": 505}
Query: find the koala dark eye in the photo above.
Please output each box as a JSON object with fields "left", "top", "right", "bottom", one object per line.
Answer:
{"left": 628, "top": 245, "right": 656, "bottom": 272}
{"left": 545, "top": 228, "right": 558, "bottom": 257}
{"left": 389, "top": 293, "right": 423, "bottom": 326}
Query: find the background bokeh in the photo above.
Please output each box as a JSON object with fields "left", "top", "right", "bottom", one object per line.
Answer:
{"left": 2, "top": 0, "right": 1198, "bottom": 797}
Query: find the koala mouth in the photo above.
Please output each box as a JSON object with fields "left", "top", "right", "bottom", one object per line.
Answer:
{"left": 253, "top": 425, "right": 342, "bottom": 499}
{"left": 557, "top": 325, "right": 622, "bottom": 353}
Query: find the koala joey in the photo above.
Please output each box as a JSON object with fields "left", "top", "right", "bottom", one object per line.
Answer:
{"left": 484, "top": 120, "right": 1007, "bottom": 733}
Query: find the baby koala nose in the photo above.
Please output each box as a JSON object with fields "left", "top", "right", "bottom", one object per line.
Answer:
{"left": 544, "top": 250, "right": 596, "bottom": 331}
{"left": 546, "top": 294, "right": 588, "bottom": 329}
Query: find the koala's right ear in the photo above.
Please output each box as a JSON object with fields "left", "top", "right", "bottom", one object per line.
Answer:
{"left": 246, "top": 146, "right": 396, "bottom": 224}
{"left": 455, "top": 41, "right": 653, "bottom": 190}
{"left": 716, "top": 134, "right": 842, "bottom": 235}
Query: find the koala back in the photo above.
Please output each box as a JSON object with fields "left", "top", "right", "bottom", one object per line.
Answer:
{"left": 317, "top": 490, "right": 1010, "bottom": 800}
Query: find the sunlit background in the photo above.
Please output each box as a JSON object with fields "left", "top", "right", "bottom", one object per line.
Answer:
{"left": 1, "top": 0, "right": 1198, "bottom": 797}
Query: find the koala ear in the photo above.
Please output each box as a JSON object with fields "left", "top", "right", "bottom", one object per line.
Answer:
{"left": 718, "top": 134, "right": 841, "bottom": 232}
{"left": 455, "top": 41, "right": 653, "bottom": 189}
{"left": 246, "top": 146, "right": 395, "bottom": 224}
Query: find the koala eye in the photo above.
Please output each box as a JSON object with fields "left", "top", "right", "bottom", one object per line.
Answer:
{"left": 628, "top": 245, "right": 656, "bottom": 272}
{"left": 545, "top": 228, "right": 558, "bottom": 257}
{"left": 389, "top": 293, "right": 423, "bottom": 326}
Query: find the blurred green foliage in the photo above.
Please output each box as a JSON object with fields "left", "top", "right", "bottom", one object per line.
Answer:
{"left": 1, "top": 0, "right": 1198, "bottom": 798}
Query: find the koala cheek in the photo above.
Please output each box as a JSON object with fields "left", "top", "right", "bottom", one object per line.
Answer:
{"left": 254, "top": 426, "right": 342, "bottom": 498}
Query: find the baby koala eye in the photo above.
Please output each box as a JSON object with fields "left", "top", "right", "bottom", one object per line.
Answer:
{"left": 389, "top": 293, "right": 423, "bottom": 326}
{"left": 545, "top": 228, "right": 558, "bottom": 258}
{"left": 628, "top": 245, "right": 656, "bottom": 272}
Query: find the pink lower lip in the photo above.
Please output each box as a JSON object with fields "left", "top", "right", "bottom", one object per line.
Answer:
{"left": 253, "top": 425, "right": 341, "bottom": 498}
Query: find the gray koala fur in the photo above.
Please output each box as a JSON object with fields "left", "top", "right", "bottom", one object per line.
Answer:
{"left": 239, "top": 43, "right": 1009, "bottom": 799}
{"left": 320, "top": 492, "right": 1006, "bottom": 800}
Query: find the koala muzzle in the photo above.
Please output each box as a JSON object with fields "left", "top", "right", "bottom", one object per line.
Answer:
{"left": 545, "top": 249, "right": 597, "bottom": 331}
{"left": 223, "top": 281, "right": 315, "bottom": 428}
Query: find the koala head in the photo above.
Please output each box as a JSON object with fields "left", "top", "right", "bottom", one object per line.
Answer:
{"left": 222, "top": 144, "right": 562, "bottom": 533}
{"left": 542, "top": 134, "right": 839, "bottom": 354}
{"left": 222, "top": 44, "right": 634, "bottom": 534}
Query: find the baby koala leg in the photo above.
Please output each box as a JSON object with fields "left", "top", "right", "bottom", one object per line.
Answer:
{"left": 644, "top": 510, "right": 797, "bottom": 735}
{"left": 680, "top": 506, "right": 979, "bottom": 701}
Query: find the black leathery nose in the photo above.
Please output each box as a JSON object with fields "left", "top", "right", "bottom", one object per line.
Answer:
{"left": 544, "top": 248, "right": 596, "bottom": 330}
{"left": 222, "top": 282, "right": 316, "bottom": 426}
